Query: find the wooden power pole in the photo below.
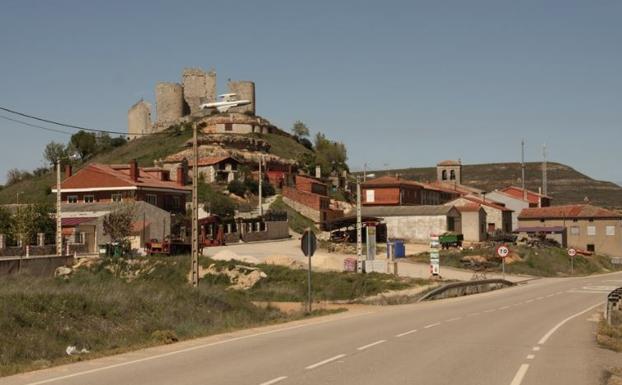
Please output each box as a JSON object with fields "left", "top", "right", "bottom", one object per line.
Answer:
{"left": 56, "top": 161, "right": 62, "bottom": 256}
{"left": 191, "top": 124, "right": 200, "bottom": 287}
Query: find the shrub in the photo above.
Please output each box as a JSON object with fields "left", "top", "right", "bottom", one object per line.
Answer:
{"left": 227, "top": 180, "right": 247, "bottom": 197}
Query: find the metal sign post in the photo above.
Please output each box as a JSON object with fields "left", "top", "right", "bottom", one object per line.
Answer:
{"left": 568, "top": 248, "right": 577, "bottom": 275}
{"left": 356, "top": 177, "right": 363, "bottom": 273}
{"left": 301, "top": 229, "right": 317, "bottom": 313}
{"left": 497, "top": 245, "right": 510, "bottom": 280}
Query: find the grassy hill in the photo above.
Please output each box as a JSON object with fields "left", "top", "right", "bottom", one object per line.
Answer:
{"left": 0, "top": 128, "right": 311, "bottom": 205}
{"left": 370, "top": 162, "right": 622, "bottom": 209}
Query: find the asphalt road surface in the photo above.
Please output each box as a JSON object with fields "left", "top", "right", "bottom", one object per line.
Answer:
{"left": 2, "top": 272, "right": 621, "bottom": 385}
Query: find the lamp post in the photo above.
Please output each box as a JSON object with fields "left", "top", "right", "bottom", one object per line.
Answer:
{"left": 356, "top": 172, "right": 374, "bottom": 273}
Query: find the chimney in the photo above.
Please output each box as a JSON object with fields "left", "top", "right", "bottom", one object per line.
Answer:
{"left": 176, "top": 166, "right": 185, "bottom": 186}
{"left": 129, "top": 159, "right": 139, "bottom": 182}
{"left": 315, "top": 165, "right": 321, "bottom": 179}
{"left": 64, "top": 164, "right": 72, "bottom": 178}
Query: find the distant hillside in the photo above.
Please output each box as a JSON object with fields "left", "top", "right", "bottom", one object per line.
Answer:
{"left": 0, "top": 127, "right": 310, "bottom": 205}
{"left": 370, "top": 162, "right": 622, "bottom": 209}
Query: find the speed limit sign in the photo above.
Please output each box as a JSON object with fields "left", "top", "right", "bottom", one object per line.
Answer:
{"left": 568, "top": 248, "right": 577, "bottom": 257}
{"left": 497, "top": 245, "right": 510, "bottom": 258}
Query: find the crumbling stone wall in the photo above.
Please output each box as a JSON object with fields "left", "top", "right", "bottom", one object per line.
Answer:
{"left": 227, "top": 80, "right": 256, "bottom": 114}
{"left": 128, "top": 100, "right": 152, "bottom": 140}
{"left": 156, "top": 82, "right": 184, "bottom": 124}
{"left": 182, "top": 68, "right": 216, "bottom": 114}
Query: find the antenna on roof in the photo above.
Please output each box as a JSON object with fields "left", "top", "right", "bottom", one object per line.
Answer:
{"left": 521, "top": 140, "right": 527, "bottom": 200}
{"left": 542, "top": 143, "right": 548, "bottom": 196}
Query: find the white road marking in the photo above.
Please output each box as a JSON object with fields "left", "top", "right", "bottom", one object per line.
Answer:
{"left": 525, "top": 299, "right": 534, "bottom": 303}
{"left": 467, "top": 312, "right": 480, "bottom": 317}
{"left": 484, "top": 309, "right": 496, "bottom": 313}
{"left": 305, "top": 354, "right": 347, "bottom": 370}
{"left": 526, "top": 354, "right": 535, "bottom": 360}
{"left": 20, "top": 312, "right": 373, "bottom": 385}
{"left": 424, "top": 322, "right": 441, "bottom": 329}
{"left": 532, "top": 346, "right": 540, "bottom": 351}
{"left": 446, "top": 317, "right": 462, "bottom": 322}
{"left": 555, "top": 291, "right": 564, "bottom": 295}
{"left": 509, "top": 364, "right": 530, "bottom": 385}
{"left": 546, "top": 294, "right": 554, "bottom": 298}
{"left": 259, "top": 376, "right": 288, "bottom": 385}
{"left": 536, "top": 297, "right": 544, "bottom": 300}
{"left": 499, "top": 306, "right": 510, "bottom": 310}
{"left": 396, "top": 329, "right": 418, "bottom": 337}
{"left": 538, "top": 303, "right": 602, "bottom": 345}
{"left": 357, "top": 340, "right": 387, "bottom": 350}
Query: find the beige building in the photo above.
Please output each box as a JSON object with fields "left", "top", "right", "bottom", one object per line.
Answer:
{"left": 456, "top": 204, "right": 487, "bottom": 242}
{"left": 518, "top": 204, "right": 622, "bottom": 257}
{"left": 446, "top": 195, "right": 513, "bottom": 234}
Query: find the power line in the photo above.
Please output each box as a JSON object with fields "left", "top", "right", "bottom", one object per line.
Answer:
{"left": 0, "top": 114, "right": 74, "bottom": 135}
{"left": 0, "top": 105, "right": 172, "bottom": 136}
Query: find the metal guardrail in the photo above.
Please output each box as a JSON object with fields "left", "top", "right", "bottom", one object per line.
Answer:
{"left": 605, "top": 286, "right": 622, "bottom": 325}
{"left": 417, "top": 279, "right": 515, "bottom": 302}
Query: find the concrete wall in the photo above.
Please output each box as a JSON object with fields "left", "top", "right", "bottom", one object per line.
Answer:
{"left": 182, "top": 68, "right": 216, "bottom": 114}
{"left": 461, "top": 210, "right": 487, "bottom": 242}
{"left": 156, "top": 82, "right": 184, "bottom": 124}
{"left": 519, "top": 218, "right": 622, "bottom": 257}
{"left": 381, "top": 215, "right": 450, "bottom": 242}
{"left": 227, "top": 80, "right": 256, "bottom": 114}
{"left": 283, "top": 195, "right": 320, "bottom": 223}
{"left": 0, "top": 255, "right": 74, "bottom": 277}
{"left": 128, "top": 100, "right": 152, "bottom": 140}
{"left": 486, "top": 191, "right": 529, "bottom": 231}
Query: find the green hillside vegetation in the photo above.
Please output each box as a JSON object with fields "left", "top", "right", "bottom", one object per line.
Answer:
{"left": 250, "top": 133, "right": 313, "bottom": 160}
{"left": 371, "top": 162, "right": 622, "bottom": 209}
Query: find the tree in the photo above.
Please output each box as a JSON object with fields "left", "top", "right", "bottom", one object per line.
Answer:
{"left": 43, "top": 141, "right": 67, "bottom": 166}
{"left": 69, "top": 130, "right": 97, "bottom": 160}
{"left": 199, "top": 182, "right": 236, "bottom": 218}
{"left": 291, "top": 120, "right": 310, "bottom": 138}
{"left": 5, "top": 168, "right": 33, "bottom": 186}
{"left": 313, "top": 132, "right": 349, "bottom": 177}
{"left": 10, "top": 204, "right": 54, "bottom": 245}
{"left": 103, "top": 203, "right": 136, "bottom": 244}
{"left": 0, "top": 206, "right": 14, "bottom": 237}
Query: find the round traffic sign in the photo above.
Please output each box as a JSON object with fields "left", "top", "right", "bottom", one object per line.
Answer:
{"left": 497, "top": 245, "right": 510, "bottom": 258}
{"left": 568, "top": 248, "right": 577, "bottom": 257}
{"left": 301, "top": 230, "right": 317, "bottom": 257}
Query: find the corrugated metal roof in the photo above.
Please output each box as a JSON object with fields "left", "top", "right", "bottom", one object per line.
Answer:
{"left": 362, "top": 205, "right": 456, "bottom": 217}
{"left": 61, "top": 217, "right": 97, "bottom": 226}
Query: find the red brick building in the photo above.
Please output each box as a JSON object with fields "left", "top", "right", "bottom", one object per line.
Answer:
{"left": 282, "top": 175, "right": 343, "bottom": 227}
{"left": 52, "top": 160, "right": 191, "bottom": 214}
{"left": 361, "top": 176, "right": 459, "bottom": 206}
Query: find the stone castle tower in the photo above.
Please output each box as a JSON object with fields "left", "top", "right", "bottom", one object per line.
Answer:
{"left": 127, "top": 100, "right": 152, "bottom": 140}
{"left": 227, "top": 80, "right": 256, "bottom": 115}
{"left": 182, "top": 68, "right": 216, "bottom": 114}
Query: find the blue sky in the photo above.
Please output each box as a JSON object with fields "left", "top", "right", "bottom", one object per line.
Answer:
{"left": 1, "top": 0, "right": 620, "bottom": 184}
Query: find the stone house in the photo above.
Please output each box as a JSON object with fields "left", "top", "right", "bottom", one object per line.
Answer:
{"left": 282, "top": 175, "right": 343, "bottom": 228}
{"left": 487, "top": 187, "right": 552, "bottom": 231}
{"left": 456, "top": 204, "right": 488, "bottom": 242}
{"left": 361, "top": 176, "right": 458, "bottom": 206}
{"left": 517, "top": 204, "right": 622, "bottom": 257}
{"left": 446, "top": 195, "right": 513, "bottom": 234}
{"left": 189, "top": 156, "right": 239, "bottom": 183}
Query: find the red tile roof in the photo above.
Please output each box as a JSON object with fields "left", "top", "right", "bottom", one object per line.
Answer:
{"left": 518, "top": 204, "right": 622, "bottom": 219}
{"left": 189, "top": 156, "right": 234, "bottom": 167}
{"left": 428, "top": 181, "right": 483, "bottom": 195}
{"left": 59, "top": 163, "right": 190, "bottom": 191}
{"left": 501, "top": 186, "right": 551, "bottom": 204}
{"left": 363, "top": 176, "right": 442, "bottom": 191}
{"left": 450, "top": 195, "right": 512, "bottom": 212}
{"left": 456, "top": 203, "right": 482, "bottom": 212}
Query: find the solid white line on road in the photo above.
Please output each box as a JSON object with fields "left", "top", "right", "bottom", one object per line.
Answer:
{"left": 484, "top": 309, "right": 496, "bottom": 313}
{"left": 396, "top": 329, "right": 418, "bottom": 337}
{"left": 424, "top": 322, "right": 441, "bottom": 329}
{"left": 509, "top": 364, "right": 530, "bottom": 385}
{"left": 446, "top": 317, "right": 462, "bottom": 322}
{"left": 499, "top": 306, "right": 510, "bottom": 310}
{"left": 259, "top": 376, "right": 288, "bottom": 385}
{"left": 532, "top": 346, "right": 540, "bottom": 351}
{"left": 536, "top": 297, "right": 544, "bottom": 300}
{"left": 546, "top": 294, "right": 555, "bottom": 298}
{"left": 357, "top": 340, "right": 387, "bottom": 350}
{"left": 538, "top": 302, "right": 602, "bottom": 345}
{"left": 525, "top": 299, "right": 534, "bottom": 303}
{"left": 305, "top": 354, "right": 347, "bottom": 370}
{"left": 526, "top": 354, "right": 535, "bottom": 360}
{"left": 21, "top": 312, "right": 372, "bottom": 385}
{"left": 467, "top": 312, "right": 480, "bottom": 317}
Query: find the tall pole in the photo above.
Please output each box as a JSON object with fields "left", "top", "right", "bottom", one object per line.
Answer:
{"left": 191, "top": 124, "right": 200, "bottom": 287}
{"left": 521, "top": 140, "right": 527, "bottom": 200}
{"left": 307, "top": 228, "right": 312, "bottom": 313}
{"left": 356, "top": 176, "right": 363, "bottom": 273}
{"left": 542, "top": 143, "right": 548, "bottom": 196}
{"left": 258, "top": 155, "right": 263, "bottom": 216}
{"left": 56, "top": 161, "right": 62, "bottom": 256}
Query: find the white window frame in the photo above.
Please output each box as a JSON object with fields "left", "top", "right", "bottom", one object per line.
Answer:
{"left": 111, "top": 193, "right": 123, "bottom": 202}
{"left": 587, "top": 225, "right": 596, "bottom": 236}
{"left": 84, "top": 195, "right": 95, "bottom": 203}
{"left": 570, "top": 226, "right": 580, "bottom": 236}
{"left": 67, "top": 195, "right": 78, "bottom": 204}
{"left": 606, "top": 225, "right": 615, "bottom": 236}
{"left": 366, "top": 189, "right": 375, "bottom": 203}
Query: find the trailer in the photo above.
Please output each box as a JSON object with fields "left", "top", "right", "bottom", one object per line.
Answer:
{"left": 439, "top": 232, "right": 463, "bottom": 249}
{"left": 144, "top": 238, "right": 191, "bottom": 256}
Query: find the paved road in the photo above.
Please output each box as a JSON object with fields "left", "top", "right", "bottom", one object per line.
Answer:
{"left": 2, "top": 272, "right": 621, "bottom": 385}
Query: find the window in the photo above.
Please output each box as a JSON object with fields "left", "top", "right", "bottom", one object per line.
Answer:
{"left": 111, "top": 193, "right": 122, "bottom": 202}
{"left": 145, "top": 194, "right": 157, "bottom": 206}
{"left": 172, "top": 196, "right": 181, "bottom": 209}
{"left": 587, "top": 225, "right": 596, "bottom": 236}
{"left": 587, "top": 244, "right": 595, "bottom": 252}
{"left": 450, "top": 170, "right": 456, "bottom": 180}
{"left": 442, "top": 170, "right": 447, "bottom": 181}
{"left": 224, "top": 123, "right": 233, "bottom": 131}
{"left": 570, "top": 226, "right": 580, "bottom": 235}
{"left": 606, "top": 225, "right": 615, "bottom": 236}
{"left": 366, "top": 189, "right": 375, "bottom": 203}
{"left": 68, "top": 195, "right": 78, "bottom": 203}
{"left": 84, "top": 195, "right": 94, "bottom": 203}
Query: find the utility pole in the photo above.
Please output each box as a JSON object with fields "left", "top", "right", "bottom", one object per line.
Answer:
{"left": 190, "top": 123, "right": 200, "bottom": 287}
{"left": 55, "top": 161, "right": 62, "bottom": 256}
{"left": 521, "top": 140, "right": 527, "bottom": 200}
{"left": 542, "top": 143, "right": 548, "bottom": 196}
{"left": 258, "top": 155, "right": 263, "bottom": 216}
{"left": 356, "top": 176, "right": 363, "bottom": 273}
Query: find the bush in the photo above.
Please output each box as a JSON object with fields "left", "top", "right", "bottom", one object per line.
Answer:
{"left": 227, "top": 180, "right": 247, "bottom": 198}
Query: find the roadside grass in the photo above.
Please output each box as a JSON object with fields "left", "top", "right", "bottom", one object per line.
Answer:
{"left": 269, "top": 195, "right": 318, "bottom": 234}
{"left": 0, "top": 255, "right": 420, "bottom": 376}
{"left": 597, "top": 311, "right": 622, "bottom": 353}
{"left": 248, "top": 133, "right": 313, "bottom": 160}
{"left": 409, "top": 245, "right": 616, "bottom": 277}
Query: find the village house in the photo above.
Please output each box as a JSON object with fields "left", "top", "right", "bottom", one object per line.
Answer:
{"left": 361, "top": 176, "right": 458, "bottom": 206}
{"left": 455, "top": 204, "right": 488, "bottom": 242}
{"left": 282, "top": 174, "right": 343, "bottom": 228}
{"left": 517, "top": 204, "right": 622, "bottom": 257}
{"left": 51, "top": 161, "right": 191, "bottom": 214}
{"left": 188, "top": 156, "right": 239, "bottom": 183}
{"left": 446, "top": 195, "right": 513, "bottom": 234}
{"left": 487, "top": 186, "right": 552, "bottom": 230}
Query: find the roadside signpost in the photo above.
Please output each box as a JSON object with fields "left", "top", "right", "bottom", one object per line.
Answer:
{"left": 568, "top": 248, "right": 577, "bottom": 275}
{"left": 497, "top": 245, "right": 510, "bottom": 280}
{"left": 301, "top": 229, "right": 317, "bottom": 313}
{"left": 430, "top": 234, "right": 440, "bottom": 278}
